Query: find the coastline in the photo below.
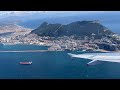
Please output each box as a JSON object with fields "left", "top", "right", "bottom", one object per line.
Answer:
{"left": 0, "top": 42, "right": 120, "bottom": 53}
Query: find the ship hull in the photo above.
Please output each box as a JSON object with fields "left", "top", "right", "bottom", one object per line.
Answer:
{"left": 19, "top": 62, "right": 32, "bottom": 65}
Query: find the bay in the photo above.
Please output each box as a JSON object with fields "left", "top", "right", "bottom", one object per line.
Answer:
{"left": 0, "top": 45, "right": 120, "bottom": 79}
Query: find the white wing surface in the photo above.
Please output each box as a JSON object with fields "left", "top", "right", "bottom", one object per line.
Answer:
{"left": 68, "top": 53, "right": 120, "bottom": 65}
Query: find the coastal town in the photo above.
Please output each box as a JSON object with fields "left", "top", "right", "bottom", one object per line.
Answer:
{"left": 0, "top": 24, "right": 120, "bottom": 52}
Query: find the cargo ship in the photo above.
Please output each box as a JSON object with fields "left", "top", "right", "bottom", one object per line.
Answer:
{"left": 19, "top": 61, "right": 32, "bottom": 65}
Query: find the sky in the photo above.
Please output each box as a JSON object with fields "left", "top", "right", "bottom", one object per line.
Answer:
{"left": 0, "top": 11, "right": 119, "bottom": 19}
{"left": 0, "top": 11, "right": 106, "bottom": 17}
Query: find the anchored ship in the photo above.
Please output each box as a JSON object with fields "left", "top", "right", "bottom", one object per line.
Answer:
{"left": 19, "top": 61, "right": 32, "bottom": 65}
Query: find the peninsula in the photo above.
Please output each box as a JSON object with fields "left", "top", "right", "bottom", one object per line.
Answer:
{"left": 0, "top": 20, "right": 120, "bottom": 52}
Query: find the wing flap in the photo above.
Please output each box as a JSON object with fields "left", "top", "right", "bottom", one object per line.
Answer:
{"left": 87, "top": 60, "right": 100, "bottom": 65}
{"left": 87, "top": 59, "right": 120, "bottom": 65}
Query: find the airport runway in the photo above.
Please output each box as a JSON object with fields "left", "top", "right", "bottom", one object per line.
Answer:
{"left": 0, "top": 50, "right": 60, "bottom": 52}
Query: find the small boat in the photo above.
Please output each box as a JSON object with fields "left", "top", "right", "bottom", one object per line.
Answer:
{"left": 19, "top": 61, "right": 32, "bottom": 65}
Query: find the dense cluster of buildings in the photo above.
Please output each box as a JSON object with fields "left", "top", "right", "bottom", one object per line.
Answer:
{"left": 0, "top": 24, "right": 120, "bottom": 52}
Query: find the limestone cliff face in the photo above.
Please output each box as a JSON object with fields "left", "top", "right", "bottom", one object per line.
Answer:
{"left": 31, "top": 20, "right": 115, "bottom": 38}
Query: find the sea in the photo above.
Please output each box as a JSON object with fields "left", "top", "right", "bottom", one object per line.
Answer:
{"left": 0, "top": 44, "right": 120, "bottom": 79}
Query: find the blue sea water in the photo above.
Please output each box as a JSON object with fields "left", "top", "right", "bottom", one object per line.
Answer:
{"left": 0, "top": 45, "right": 120, "bottom": 79}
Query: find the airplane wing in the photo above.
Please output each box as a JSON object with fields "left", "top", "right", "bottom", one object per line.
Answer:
{"left": 68, "top": 53, "right": 76, "bottom": 57}
{"left": 87, "top": 59, "right": 120, "bottom": 65}
{"left": 68, "top": 53, "right": 120, "bottom": 65}
{"left": 99, "top": 59, "right": 120, "bottom": 63}
{"left": 87, "top": 60, "right": 100, "bottom": 65}
{"left": 68, "top": 53, "right": 94, "bottom": 59}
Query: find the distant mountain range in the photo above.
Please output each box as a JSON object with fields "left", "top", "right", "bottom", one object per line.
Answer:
{"left": 31, "top": 20, "right": 115, "bottom": 38}
{"left": 0, "top": 11, "right": 120, "bottom": 34}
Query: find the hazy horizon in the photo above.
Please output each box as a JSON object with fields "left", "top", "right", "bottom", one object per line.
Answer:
{"left": 0, "top": 11, "right": 120, "bottom": 34}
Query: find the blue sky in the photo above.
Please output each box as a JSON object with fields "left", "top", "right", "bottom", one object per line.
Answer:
{"left": 0, "top": 11, "right": 107, "bottom": 16}
{"left": 0, "top": 11, "right": 119, "bottom": 19}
